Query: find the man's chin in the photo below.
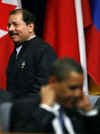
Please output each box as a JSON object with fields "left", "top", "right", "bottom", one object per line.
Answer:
{"left": 10, "top": 36, "right": 20, "bottom": 43}
{"left": 12, "top": 40, "right": 20, "bottom": 44}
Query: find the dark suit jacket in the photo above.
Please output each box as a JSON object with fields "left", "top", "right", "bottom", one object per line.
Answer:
{"left": 0, "top": 89, "right": 12, "bottom": 103}
{"left": 7, "top": 37, "right": 57, "bottom": 99}
{"left": 10, "top": 95, "right": 100, "bottom": 134}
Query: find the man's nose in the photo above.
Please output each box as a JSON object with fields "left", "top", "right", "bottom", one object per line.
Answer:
{"left": 74, "top": 89, "right": 82, "bottom": 97}
{"left": 8, "top": 25, "right": 15, "bottom": 31}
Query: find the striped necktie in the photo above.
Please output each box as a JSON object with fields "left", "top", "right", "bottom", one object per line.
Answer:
{"left": 58, "top": 108, "right": 69, "bottom": 134}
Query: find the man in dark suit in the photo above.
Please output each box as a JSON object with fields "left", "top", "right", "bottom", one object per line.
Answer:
{"left": 6, "top": 8, "right": 57, "bottom": 99}
{"left": 10, "top": 58, "right": 100, "bottom": 134}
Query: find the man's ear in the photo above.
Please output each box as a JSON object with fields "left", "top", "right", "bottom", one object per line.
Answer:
{"left": 28, "top": 23, "right": 34, "bottom": 33}
{"left": 48, "top": 77, "right": 56, "bottom": 84}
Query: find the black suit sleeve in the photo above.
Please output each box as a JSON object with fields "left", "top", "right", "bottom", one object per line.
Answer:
{"left": 9, "top": 96, "right": 55, "bottom": 133}
{"left": 32, "top": 107, "right": 55, "bottom": 132}
{"left": 84, "top": 110, "right": 100, "bottom": 134}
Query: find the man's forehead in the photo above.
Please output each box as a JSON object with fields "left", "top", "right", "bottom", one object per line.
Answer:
{"left": 9, "top": 12, "right": 22, "bottom": 19}
{"left": 63, "top": 72, "right": 83, "bottom": 86}
{"left": 8, "top": 13, "right": 23, "bottom": 22}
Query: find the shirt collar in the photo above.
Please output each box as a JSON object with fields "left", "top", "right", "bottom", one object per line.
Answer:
{"left": 15, "top": 34, "right": 36, "bottom": 54}
{"left": 27, "top": 34, "right": 36, "bottom": 40}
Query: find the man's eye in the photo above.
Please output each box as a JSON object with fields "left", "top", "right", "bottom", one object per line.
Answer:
{"left": 8, "top": 24, "right": 10, "bottom": 28}
{"left": 69, "top": 86, "right": 82, "bottom": 90}
{"left": 14, "top": 23, "right": 18, "bottom": 26}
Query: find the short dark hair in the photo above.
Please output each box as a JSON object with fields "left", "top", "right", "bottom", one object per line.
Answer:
{"left": 9, "top": 8, "right": 36, "bottom": 25}
{"left": 51, "top": 58, "right": 83, "bottom": 81}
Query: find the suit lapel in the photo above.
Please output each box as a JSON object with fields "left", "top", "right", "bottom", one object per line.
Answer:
{"left": 16, "top": 45, "right": 26, "bottom": 61}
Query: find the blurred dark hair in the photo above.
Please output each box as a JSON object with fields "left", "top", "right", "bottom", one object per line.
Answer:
{"left": 51, "top": 58, "right": 83, "bottom": 81}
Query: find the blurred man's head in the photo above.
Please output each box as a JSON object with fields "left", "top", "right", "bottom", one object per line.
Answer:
{"left": 50, "top": 58, "right": 84, "bottom": 108}
{"left": 8, "top": 9, "right": 36, "bottom": 44}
